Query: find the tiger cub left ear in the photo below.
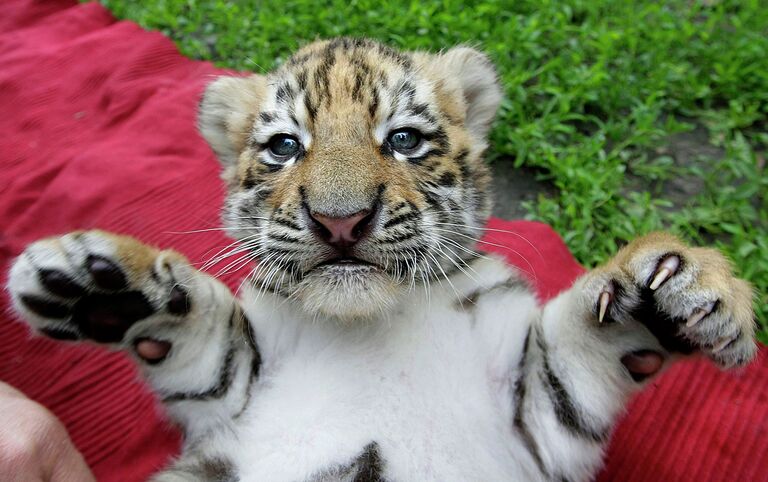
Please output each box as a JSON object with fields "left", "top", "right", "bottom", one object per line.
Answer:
{"left": 198, "top": 74, "right": 267, "bottom": 166}
{"left": 434, "top": 47, "right": 502, "bottom": 139}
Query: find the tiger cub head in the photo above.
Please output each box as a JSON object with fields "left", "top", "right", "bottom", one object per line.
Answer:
{"left": 199, "top": 38, "right": 502, "bottom": 321}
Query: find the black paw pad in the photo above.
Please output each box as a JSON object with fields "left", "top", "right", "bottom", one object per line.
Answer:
{"left": 20, "top": 295, "right": 69, "bottom": 319}
{"left": 72, "top": 291, "right": 154, "bottom": 343}
{"left": 632, "top": 287, "right": 696, "bottom": 354}
{"left": 86, "top": 255, "right": 127, "bottom": 290}
{"left": 38, "top": 269, "right": 86, "bottom": 298}
{"left": 167, "top": 286, "right": 191, "bottom": 315}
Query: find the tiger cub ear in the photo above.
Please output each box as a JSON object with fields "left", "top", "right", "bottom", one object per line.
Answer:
{"left": 198, "top": 74, "right": 267, "bottom": 165}
{"left": 433, "top": 47, "right": 502, "bottom": 140}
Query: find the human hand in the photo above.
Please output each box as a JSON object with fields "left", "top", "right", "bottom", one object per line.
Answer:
{"left": 0, "top": 382, "right": 95, "bottom": 482}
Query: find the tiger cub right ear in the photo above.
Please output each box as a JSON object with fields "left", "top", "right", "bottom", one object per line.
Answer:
{"left": 198, "top": 74, "right": 267, "bottom": 166}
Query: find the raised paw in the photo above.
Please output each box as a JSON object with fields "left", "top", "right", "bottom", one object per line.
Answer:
{"left": 7, "top": 231, "right": 194, "bottom": 359}
{"left": 591, "top": 232, "right": 757, "bottom": 368}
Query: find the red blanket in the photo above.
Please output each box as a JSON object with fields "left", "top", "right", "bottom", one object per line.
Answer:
{"left": 1, "top": 1, "right": 766, "bottom": 480}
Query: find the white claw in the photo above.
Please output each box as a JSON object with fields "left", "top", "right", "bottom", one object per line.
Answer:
{"left": 649, "top": 268, "right": 670, "bottom": 290}
{"left": 712, "top": 337, "right": 735, "bottom": 353}
{"left": 649, "top": 256, "right": 680, "bottom": 290}
{"left": 598, "top": 291, "right": 611, "bottom": 323}
{"left": 686, "top": 301, "right": 716, "bottom": 327}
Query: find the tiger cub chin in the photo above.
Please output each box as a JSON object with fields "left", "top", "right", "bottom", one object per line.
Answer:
{"left": 8, "top": 38, "right": 756, "bottom": 481}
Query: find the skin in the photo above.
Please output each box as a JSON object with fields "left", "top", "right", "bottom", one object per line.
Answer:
{"left": 0, "top": 382, "right": 95, "bottom": 482}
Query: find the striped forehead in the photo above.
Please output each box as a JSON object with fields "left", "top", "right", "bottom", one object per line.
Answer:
{"left": 252, "top": 40, "right": 440, "bottom": 144}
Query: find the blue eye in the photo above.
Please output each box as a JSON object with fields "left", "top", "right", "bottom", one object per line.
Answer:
{"left": 268, "top": 134, "right": 300, "bottom": 158}
{"left": 387, "top": 129, "right": 421, "bottom": 152}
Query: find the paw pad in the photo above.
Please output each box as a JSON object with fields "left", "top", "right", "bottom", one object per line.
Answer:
{"left": 17, "top": 249, "right": 191, "bottom": 345}
{"left": 38, "top": 269, "right": 85, "bottom": 298}
{"left": 167, "top": 286, "right": 191, "bottom": 315}
{"left": 20, "top": 294, "right": 69, "bottom": 319}
{"left": 86, "top": 255, "right": 127, "bottom": 290}
{"left": 71, "top": 291, "right": 154, "bottom": 343}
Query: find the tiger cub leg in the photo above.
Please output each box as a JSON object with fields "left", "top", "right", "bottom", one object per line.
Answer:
{"left": 7, "top": 230, "right": 261, "bottom": 438}
{"left": 513, "top": 232, "right": 757, "bottom": 481}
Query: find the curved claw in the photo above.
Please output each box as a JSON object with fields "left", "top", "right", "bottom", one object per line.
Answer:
{"left": 712, "top": 336, "right": 736, "bottom": 353}
{"left": 686, "top": 301, "right": 716, "bottom": 327}
{"left": 597, "top": 283, "right": 615, "bottom": 323}
{"left": 650, "top": 255, "right": 681, "bottom": 290}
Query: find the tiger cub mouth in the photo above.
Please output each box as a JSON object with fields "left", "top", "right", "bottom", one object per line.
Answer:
{"left": 313, "top": 257, "right": 381, "bottom": 275}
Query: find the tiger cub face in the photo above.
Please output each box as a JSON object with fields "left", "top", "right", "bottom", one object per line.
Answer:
{"left": 199, "top": 38, "right": 502, "bottom": 321}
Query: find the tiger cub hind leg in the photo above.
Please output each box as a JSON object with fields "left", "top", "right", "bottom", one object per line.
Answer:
{"left": 7, "top": 230, "right": 261, "bottom": 436}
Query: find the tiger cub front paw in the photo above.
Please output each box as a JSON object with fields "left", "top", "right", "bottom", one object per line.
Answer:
{"left": 7, "top": 231, "right": 193, "bottom": 350}
{"left": 589, "top": 232, "right": 757, "bottom": 368}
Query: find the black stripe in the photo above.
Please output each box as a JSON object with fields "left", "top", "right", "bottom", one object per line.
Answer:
{"left": 352, "top": 69, "right": 366, "bottom": 102}
{"left": 423, "top": 127, "right": 450, "bottom": 150}
{"left": 419, "top": 187, "right": 442, "bottom": 212}
{"left": 296, "top": 69, "right": 308, "bottom": 90}
{"left": 163, "top": 309, "right": 239, "bottom": 403}
{"left": 383, "top": 210, "right": 420, "bottom": 229}
{"left": 408, "top": 147, "right": 448, "bottom": 164}
{"left": 537, "top": 326, "right": 608, "bottom": 443}
{"left": 287, "top": 52, "right": 311, "bottom": 67}
{"left": 378, "top": 231, "right": 417, "bottom": 244}
{"left": 234, "top": 309, "right": 261, "bottom": 419}
{"left": 353, "top": 442, "right": 386, "bottom": 482}
{"left": 407, "top": 103, "right": 438, "bottom": 125}
{"left": 408, "top": 102, "right": 430, "bottom": 117}
{"left": 259, "top": 111, "right": 276, "bottom": 124}
{"left": 391, "top": 201, "right": 408, "bottom": 212}
{"left": 488, "top": 276, "right": 531, "bottom": 295}
{"left": 454, "top": 148, "right": 471, "bottom": 181}
{"left": 265, "top": 246, "right": 298, "bottom": 256}
{"left": 242, "top": 166, "right": 258, "bottom": 189}
{"left": 437, "top": 171, "right": 456, "bottom": 187}
{"left": 314, "top": 45, "right": 336, "bottom": 105}
{"left": 168, "top": 456, "right": 239, "bottom": 482}
{"left": 307, "top": 441, "right": 386, "bottom": 482}
{"left": 267, "top": 232, "right": 302, "bottom": 244}
{"left": 368, "top": 87, "right": 379, "bottom": 118}
{"left": 304, "top": 93, "right": 318, "bottom": 122}
{"left": 512, "top": 326, "right": 549, "bottom": 478}
{"left": 275, "top": 83, "right": 294, "bottom": 104}
{"left": 262, "top": 162, "right": 283, "bottom": 174}
{"left": 271, "top": 216, "right": 302, "bottom": 231}
{"left": 199, "top": 456, "right": 239, "bottom": 482}
{"left": 396, "top": 81, "right": 416, "bottom": 103}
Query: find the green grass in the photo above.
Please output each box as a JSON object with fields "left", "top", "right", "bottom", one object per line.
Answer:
{"left": 98, "top": 0, "right": 767, "bottom": 341}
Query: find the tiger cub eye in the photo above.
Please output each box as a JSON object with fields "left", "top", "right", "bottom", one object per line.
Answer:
{"left": 268, "top": 134, "right": 300, "bottom": 158}
{"left": 388, "top": 129, "right": 421, "bottom": 152}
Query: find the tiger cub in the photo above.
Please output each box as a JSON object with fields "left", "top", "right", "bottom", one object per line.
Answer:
{"left": 8, "top": 38, "right": 756, "bottom": 481}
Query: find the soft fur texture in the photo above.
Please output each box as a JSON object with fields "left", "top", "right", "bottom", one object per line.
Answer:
{"left": 6, "top": 39, "right": 757, "bottom": 481}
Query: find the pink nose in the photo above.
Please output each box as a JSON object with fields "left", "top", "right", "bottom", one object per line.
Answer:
{"left": 310, "top": 209, "right": 373, "bottom": 248}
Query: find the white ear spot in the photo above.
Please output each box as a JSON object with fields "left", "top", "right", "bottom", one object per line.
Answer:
{"left": 198, "top": 74, "right": 266, "bottom": 165}
{"left": 437, "top": 47, "right": 502, "bottom": 139}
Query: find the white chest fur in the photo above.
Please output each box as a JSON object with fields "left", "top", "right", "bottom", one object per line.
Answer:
{"left": 222, "top": 257, "right": 543, "bottom": 481}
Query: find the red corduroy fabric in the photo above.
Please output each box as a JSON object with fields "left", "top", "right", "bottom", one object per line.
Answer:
{"left": 0, "top": 1, "right": 765, "bottom": 480}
